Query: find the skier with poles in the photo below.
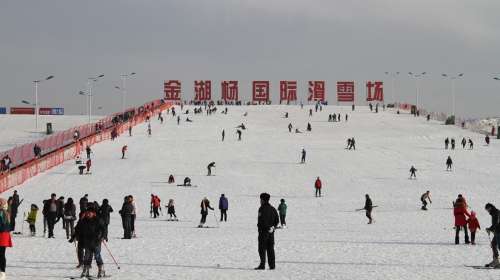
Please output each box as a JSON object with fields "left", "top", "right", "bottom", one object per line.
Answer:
{"left": 357, "top": 194, "right": 374, "bottom": 224}
{"left": 409, "top": 166, "right": 417, "bottom": 179}
{"left": 198, "top": 197, "right": 214, "bottom": 228}
{"left": 420, "top": 191, "right": 432, "bottom": 210}
{"left": 255, "top": 192, "right": 279, "bottom": 270}
{"left": 461, "top": 137, "right": 467, "bottom": 149}
{"left": 207, "top": 162, "right": 216, "bottom": 176}
{"left": 485, "top": 203, "right": 500, "bottom": 267}
{"left": 446, "top": 156, "right": 453, "bottom": 171}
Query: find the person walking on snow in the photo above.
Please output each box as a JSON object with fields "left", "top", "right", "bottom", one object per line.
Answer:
{"left": 207, "top": 162, "right": 216, "bottom": 176}
{"left": 147, "top": 123, "right": 152, "bottom": 136}
{"left": 0, "top": 198, "right": 12, "bottom": 280}
{"left": 121, "top": 145, "right": 128, "bottom": 159}
{"left": 166, "top": 199, "right": 177, "bottom": 221}
{"left": 468, "top": 211, "right": 480, "bottom": 245}
{"left": 468, "top": 138, "right": 474, "bottom": 149}
{"left": 198, "top": 197, "right": 214, "bottom": 227}
{"left": 486, "top": 135, "right": 490, "bottom": 145}
{"left": 446, "top": 156, "right": 453, "bottom": 171}
{"left": 119, "top": 196, "right": 133, "bottom": 239}
{"left": 255, "top": 193, "right": 279, "bottom": 270}
{"left": 421, "top": 191, "right": 432, "bottom": 210}
{"left": 451, "top": 138, "right": 456, "bottom": 150}
{"left": 97, "top": 199, "right": 113, "bottom": 242}
{"left": 128, "top": 126, "right": 132, "bottom": 136}
{"left": 314, "top": 177, "right": 322, "bottom": 197}
{"left": 151, "top": 195, "right": 161, "bottom": 219}
{"left": 222, "top": 129, "right": 225, "bottom": 142}
{"left": 409, "top": 166, "right": 417, "bottom": 179}
{"left": 363, "top": 194, "right": 374, "bottom": 224}
{"left": 300, "top": 148, "right": 306, "bottom": 164}
{"left": 26, "top": 204, "right": 38, "bottom": 236}
{"left": 86, "top": 145, "right": 92, "bottom": 159}
{"left": 461, "top": 137, "right": 466, "bottom": 149}
{"left": 277, "top": 199, "right": 287, "bottom": 228}
{"left": 485, "top": 203, "right": 500, "bottom": 267}
{"left": 218, "top": 194, "right": 228, "bottom": 222}
{"left": 445, "top": 138, "right": 449, "bottom": 149}
{"left": 85, "top": 159, "right": 91, "bottom": 174}
{"left": 288, "top": 123, "right": 292, "bottom": 133}
{"left": 454, "top": 197, "right": 470, "bottom": 244}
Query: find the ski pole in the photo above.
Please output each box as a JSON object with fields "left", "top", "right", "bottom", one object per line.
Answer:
{"left": 212, "top": 210, "right": 220, "bottom": 228}
{"left": 102, "top": 240, "right": 121, "bottom": 270}
{"left": 22, "top": 212, "right": 25, "bottom": 235}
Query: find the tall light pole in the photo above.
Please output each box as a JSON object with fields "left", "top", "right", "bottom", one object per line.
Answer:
{"left": 32, "top": 75, "right": 54, "bottom": 131}
{"left": 87, "top": 74, "right": 104, "bottom": 123}
{"left": 408, "top": 72, "right": 426, "bottom": 110}
{"left": 119, "top": 72, "right": 136, "bottom": 113}
{"left": 441, "top": 73, "right": 464, "bottom": 117}
{"left": 384, "top": 72, "right": 400, "bottom": 104}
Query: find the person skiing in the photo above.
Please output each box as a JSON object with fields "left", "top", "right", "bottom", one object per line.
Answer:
{"left": 277, "top": 199, "right": 287, "bottom": 228}
{"left": 71, "top": 203, "right": 106, "bottom": 278}
{"left": 420, "top": 191, "right": 432, "bottom": 210}
{"left": 26, "top": 204, "right": 38, "bottom": 236}
{"left": 121, "top": 145, "right": 128, "bottom": 159}
{"left": 485, "top": 203, "right": 500, "bottom": 267}
{"left": 288, "top": 123, "right": 292, "bottom": 133}
{"left": 151, "top": 194, "right": 161, "bottom": 219}
{"left": 168, "top": 174, "right": 175, "bottom": 184}
{"left": 314, "top": 177, "right": 322, "bottom": 197}
{"left": 306, "top": 123, "right": 312, "bottom": 132}
{"left": 207, "top": 162, "right": 216, "bottom": 176}
{"left": 255, "top": 192, "right": 279, "bottom": 270}
{"left": 468, "top": 211, "right": 480, "bottom": 245}
{"left": 362, "top": 194, "right": 374, "bottom": 224}
{"left": 409, "top": 166, "right": 417, "bottom": 179}
{"left": 300, "top": 148, "right": 306, "bottom": 164}
{"left": 445, "top": 138, "right": 449, "bottom": 149}
{"left": 198, "top": 197, "right": 214, "bottom": 228}
{"left": 236, "top": 129, "right": 242, "bottom": 141}
{"left": 461, "top": 137, "right": 467, "bottom": 149}
{"left": 119, "top": 196, "right": 133, "bottom": 239}
{"left": 218, "top": 194, "right": 228, "bottom": 222}
{"left": 166, "top": 199, "right": 177, "bottom": 221}
{"left": 451, "top": 138, "right": 456, "bottom": 150}
{"left": 446, "top": 156, "right": 453, "bottom": 171}
{"left": 183, "top": 177, "right": 191, "bottom": 186}
{"left": 0, "top": 198, "right": 12, "bottom": 280}
{"left": 486, "top": 135, "right": 490, "bottom": 145}
{"left": 98, "top": 199, "right": 113, "bottom": 242}
{"left": 63, "top": 198, "right": 76, "bottom": 240}
{"left": 468, "top": 138, "right": 474, "bottom": 149}
{"left": 222, "top": 129, "right": 225, "bottom": 142}
{"left": 43, "top": 193, "right": 60, "bottom": 238}
{"left": 86, "top": 145, "right": 92, "bottom": 159}
{"left": 349, "top": 137, "right": 356, "bottom": 150}
{"left": 454, "top": 197, "right": 470, "bottom": 244}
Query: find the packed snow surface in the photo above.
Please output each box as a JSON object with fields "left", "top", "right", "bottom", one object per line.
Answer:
{"left": 5, "top": 106, "right": 500, "bottom": 279}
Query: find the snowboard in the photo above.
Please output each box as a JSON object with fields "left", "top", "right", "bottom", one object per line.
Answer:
{"left": 176, "top": 184, "right": 198, "bottom": 188}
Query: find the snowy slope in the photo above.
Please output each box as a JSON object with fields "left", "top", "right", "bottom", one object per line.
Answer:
{"left": 5, "top": 105, "right": 500, "bottom": 280}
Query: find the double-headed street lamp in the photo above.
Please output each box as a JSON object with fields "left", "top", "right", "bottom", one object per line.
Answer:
{"left": 384, "top": 72, "right": 400, "bottom": 104}
{"left": 33, "top": 75, "right": 55, "bottom": 131}
{"left": 408, "top": 72, "right": 426, "bottom": 110}
{"left": 87, "top": 74, "right": 104, "bottom": 123}
{"left": 115, "top": 72, "right": 136, "bottom": 113}
{"left": 441, "top": 73, "right": 464, "bottom": 117}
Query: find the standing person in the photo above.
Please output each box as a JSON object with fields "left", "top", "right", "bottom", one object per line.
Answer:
{"left": 288, "top": 123, "right": 292, "bottom": 133}
{"left": 468, "top": 138, "right": 474, "bottom": 149}
{"left": 453, "top": 197, "right": 470, "bottom": 244}
{"left": 485, "top": 203, "right": 500, "bottom": 267}
{"left": 26, "top": 204, "right": 38, "bottom": 236}
{"left": 361, "top": 194, "right": 373, "bottom": 224}
{"left": 461, "top": 137, "right": 467, "bottom": 149}
{"left": 0, "top": 198, "right": 12, "bottom": 279}
{"left": 451, "top": 138, "right": 456, "bottom": 150}
{"left": 446, "top": 156, "right": 453, "bottom": 171}
{"left": 151, "top": 195, "right": 161, "bottom": 219}
{"left": 121, "top": 145, "right": 128, "bottom": 159}
{"left": 277, "top": 199, "right": 287, "bottom": 228}
{"left": 207, "top": 162, "right": 216, "bottom": 176}
{"left": 130, "top": 196, "right": 137, "bottom": 238}
{"left": 236, "top": 129, "right": 242, "bottom": 141}
{"left": 255, "top": 193, "right": 279, "bottom": 270}
{"left": 63, "top": 198, "right": 76, "bottom": 240}
{"left": 468, "top": 211, "right": 480, "bottom": 245}
{"left": 56, "top": 196, "right": 65, "bottom": 229}
{"left": 314, "top": 177, "right": 322, "bottom": 197}
{"left": 10, "top": 191, "right": 21, "bottom": 232}
{"left": 85, "top": 158, "right": 92, "bottom": 174}
{"left": 166, "top": 199, "right": 177, "bottom": 221}
{"left": 445, "top": 138, "right": 449, "bottom": 149}
{"left": 486, "top": 135, "right": 490, "bottom": 145}
{"left": 147, "top": 123, "right": 152, "bottom": 136}
{"left": 218, "top": 194, "right": 228, "bottom": 222}
{"left": 98, "top": 199, "right": 113, "bottom": 242}
{"left": 306, "top": 123, "right": 312, "bottom": 132}
{"left": 128, "top": 126, "right": 132, "bottom": 136}
{"left": 119, "top": 196, "right": 133, "bottom": 239}
{"left": 222, "top": 129, "right": 225, "bottom": 142}
{"left": 198, "top": 197, "right": 214, "bottom": 228}
{"left": 43, "top": 193, "right": 60, "bottom": 238}
{"left": 79, "top": 194, "right": 89, "bottom": 215}
{"left": 350, "top": 137, "right": 356, "bottom": 150}
{"left": 177, "top": 116, "right": 180, "bottom": 125}
{"left": 409, "top": 166, "right": 417, "bottom": 179}
{"left": 300, "top": 148, "right": 306, "bottom": 164}
{"left": 86, "top": 145, "right": 92, "bottom": 159}
{"left": 420, "top": 191, "right": 432, "bottom": 210}
{"left": 72, "top": 204, "right": 106, "bottom": 278}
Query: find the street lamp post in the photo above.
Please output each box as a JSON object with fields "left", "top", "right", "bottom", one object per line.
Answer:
{"left": 384, "top": 72, "right": 400, "bottom": 104}
{"left": 408, "top": 72, "right": 426, "bottom": 110}
{"left": 86, "top": 74, "right": 104, "bottom": 123}
{"left": 120, "top": 72, "right": 136, "bottom": 113}
{"left": 32, "top": 75, "right": 54, "bottom": 131}
{"left": 441, "top": 73, "right": 464, "bottom": 117}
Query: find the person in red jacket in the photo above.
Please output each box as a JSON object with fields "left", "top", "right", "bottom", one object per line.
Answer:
{"left": 0, "top": 198, "right": 12, "bottom": 279}
{"left": 85, "top": 159, "right": 91, "bottom": 174}
{"left": 468, "top": 211, "right": 481, "bottom": 245}
{"left": 150, "top": 195, "right": 161, "bottom": 219}
{"left": 454, "top": 198, "right": 470, "bottom": 244}
{"left": 314, "top": 177, "right": 322, "bottom": 197}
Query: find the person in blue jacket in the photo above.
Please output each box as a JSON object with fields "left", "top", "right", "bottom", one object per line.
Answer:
{"left": 219, "top": 194, "right": 228, "bottom": 222}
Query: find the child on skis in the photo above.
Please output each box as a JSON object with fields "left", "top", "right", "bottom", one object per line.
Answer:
{"left": 468, "top": 211, "right": 480, "bottom": 245}
{"left": 26, "top": 204, "right": 38, "bottom": 236}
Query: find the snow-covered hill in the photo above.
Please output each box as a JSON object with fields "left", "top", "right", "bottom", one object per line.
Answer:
{"left": 5, "top": 105, "right": 500, "bottom": 280}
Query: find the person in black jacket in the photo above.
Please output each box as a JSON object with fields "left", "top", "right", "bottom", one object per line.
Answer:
{"left": 63, "top": 198, "right": 76, "bottom": 239}
{"left": 79, "top": 194, "right": 89, "bottom": 215}
{"left": 42, "top": 193, "right": 61, "bottom": 238}
{"left": 98, "top": 199, "right": 113, "bottom": 242}
{"left": 255, "top": 192, "right": 279, "bottom": 270}
{"left": 119, "top": 196, "right": 133, "bottom": 239}
{"left": 485, "top": 203, "right": 500, "bottom": 268}
{"left": 71, "top": 204, "right": 106, "bottom": 278}
{"left": 364, "top": 194, "right": 373, "bottom": 224}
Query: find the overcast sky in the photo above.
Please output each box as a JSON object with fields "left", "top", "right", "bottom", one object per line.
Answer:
{"left": 0, "top": 0, "right": 499, "bottom": 118}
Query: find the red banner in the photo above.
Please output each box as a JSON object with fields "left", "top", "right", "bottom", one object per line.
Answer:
{"left": 337, "top": 81, "right": 355, "bottom": 102}
{"left": 164, "top": 80, "right": 181, "bottom": 101}
{"left": 10, "top": 107, "right": 35, "bottom": 115}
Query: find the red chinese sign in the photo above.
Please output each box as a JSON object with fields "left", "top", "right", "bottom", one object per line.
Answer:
{"left": 279, "top": 81, "right": 297, "bottom": 103}
{"left": 164, "top": 80, "right": 181, "bottom": 101}
{"left": 366, "top": 81, "right": 383, "bottom": 102}
{"left": 252, "top": 81, "right": 270, "bottom": 103}
{"left": 308, "top": 81, "right": 325, "bottom": 102}
{"left": 337, "top": 81, "right": 355, "bottom": 102}
{"left": 221, "top": 81, "right": 239, "bottom": 101}
{"left": 194, "top": 80, "right": 212, "bottom": 101}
